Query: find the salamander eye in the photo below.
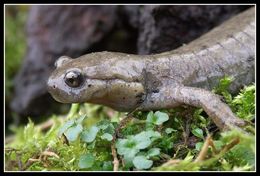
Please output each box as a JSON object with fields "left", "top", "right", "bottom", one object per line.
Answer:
{"left": 64, "top": 70, "right": 84, "bottom": 88}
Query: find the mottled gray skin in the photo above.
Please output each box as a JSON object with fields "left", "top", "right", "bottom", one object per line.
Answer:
{"left": 47, "top": 7, "right": 255, "bottom": 130}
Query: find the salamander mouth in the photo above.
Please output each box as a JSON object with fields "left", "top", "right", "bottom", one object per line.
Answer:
{"left": 47, "top": 79, "right": 69, "bottom": 103}
{"left": 47, "top": 87, "right": 67, "bottom": 103}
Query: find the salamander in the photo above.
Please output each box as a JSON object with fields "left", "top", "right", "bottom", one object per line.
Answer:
{"left": 47, "top": 7, "right": 255, "bottom": 131}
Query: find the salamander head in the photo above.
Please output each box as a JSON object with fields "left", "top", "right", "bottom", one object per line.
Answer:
{"left": 47, "top": 53, "right": 146, "bottom": 112}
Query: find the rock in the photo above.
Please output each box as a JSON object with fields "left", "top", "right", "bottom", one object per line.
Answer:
{"left": 11, "top": 5, "right": 117, "bottom": 115}
{"left": 123, "top": 5, "right": 250, "bottom": 54}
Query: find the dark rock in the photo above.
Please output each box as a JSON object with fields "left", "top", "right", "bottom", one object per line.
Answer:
{"left": 121, "top": 5, "right": 140, "bottom": 29}
{"left": 11, "top": 5, "right": 118, "bottom": 115}
{"left": 124, "top": 5, "right": 250, "bottom": 54}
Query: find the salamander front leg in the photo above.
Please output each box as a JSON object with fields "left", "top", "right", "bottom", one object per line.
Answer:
{"left": 172, "top": 86, "right": 246, "bottom": 131}
{"left": 139, "top": 85, "right": 246, "bottom": 131}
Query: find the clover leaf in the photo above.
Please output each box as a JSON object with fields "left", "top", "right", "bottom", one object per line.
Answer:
{"left": 78, "top": 153, "right": 95, "bottom": 169}
{"left": 58, "top": 120, "right": 74, "bottom": 137}
{"left": 146, "top": 111, "right": 169, "bottom": 125}
{"left": 116, "top": 137, "right": 139, "bottom": 159}
{"left": 64, "top": 124, "right": 83, "bottom": 142}
{"left": 101, "top": 133, "right": 113, "bottom": 141}
{"left": 147, "top": 148, "right": 160, "bottom": 157}
{"left": 133, "top": 155, "right": 153, "bottom": 170}
{"left": 134, "top": 131, "right": 152, "bottom": 149}
{"left": 81, "top": 126, "right": 99, "bottom": 143}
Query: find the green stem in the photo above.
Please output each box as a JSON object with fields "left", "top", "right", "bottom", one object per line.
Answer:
{"left": 67, "top": 103, "right": 80, "bottom": 119}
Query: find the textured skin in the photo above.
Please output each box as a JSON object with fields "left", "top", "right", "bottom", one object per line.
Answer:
{"left": 47, "top": 7, "right": 255, "bottom": 130}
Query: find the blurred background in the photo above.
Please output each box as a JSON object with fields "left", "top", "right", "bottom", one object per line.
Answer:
{"left": 5, "top": 5, "right": 251, "bottom": 135}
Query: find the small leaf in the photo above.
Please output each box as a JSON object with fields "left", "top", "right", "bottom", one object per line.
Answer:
{"left": 133, "top": 156, "right": 153, "bottom": 170}
{"left": 165, "top": 128, "right": 176, "bottom": 134}
{"left": 101, "top": 133, "right": 113, "bottom": 141}
{"left": 116, "top": 139, "right": 126, "bottom": 153}
{"left": 147, "top": 148, "right": 160, "bottom": 157}
{"left": 145, "top": 130, "right": 161, "bottom": 138}
{"left": 147, "top": 111, "right": 169, "bottom": 125}
{"left": 104, "top": 124, "right": 115, "bottom": 135}
{"left": 134, "top": 132, "right": 152, "bottom": 149}
{"left": 194, "top": 108, "right": 204, "bottom": 117}
{"left": 145, "top": 122, "right": 155, "bottom": 130}
{"left": 197, "top": 115, "right": 207, "bottom": 124}
{"left": 116, "top": 138, "right": 139, "bottom": 158}
{"left": 81, "top": 126, "right": 99, "bottom": 143}
{"left": 184, "top": 152, "right": 194, "bottom": 161}
{"left": 64, "top": 124, "right": 83, "bottom": 142}
{"left": 78, "top": 153, "right": 95, "bottom": 169}
{"left": 191, "top": 128, "right": 204, "bottom": 139}
{"left": 195, "top": 142, "right": 204, "bottom": 151}
{"left": 116, "top": 139, "right": 129, "bottom": 155}
{"left": 154, "top": 111, "right": 169, "bottom": 125}
{"left": 146, "top": 112, "right": 156, "bottom": 124}
{"left": 97, "top": 120, "right": 111, "bottom": 130}
{"left": 123, "top": 155, "right": 135, "bottom": 168}
{"left": 58, "top": 120, "right": 74, "bottom": 137}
